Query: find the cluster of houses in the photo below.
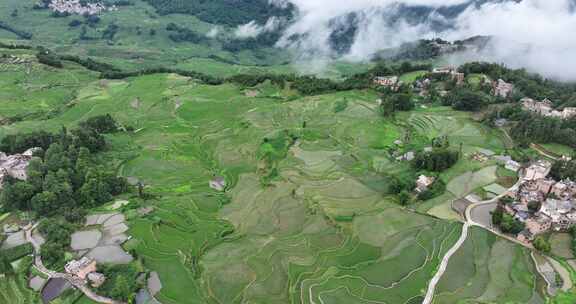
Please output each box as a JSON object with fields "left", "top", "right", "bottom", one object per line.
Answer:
{"left": 65, "top": 257, "right": 106, "bottom": 287}
{"left": 522, "top": 98, "right": 576, "bottom": 120}
{"left": 372, "top": 66, "right": 513, "bottom": 99}
{"left": 47, "top": 0, "right": 118, "bottom": 15}
{"left": 373, "top": 76, "right": 402, "bottom": 91}
{"left": 0, "top": 148, "right": 39, "bottom": 189}
{"left": 501, "top": 160, "right": 576, "bottom": 243}
{"left": 431, "top": 66, "right": 465, "bottom": 85}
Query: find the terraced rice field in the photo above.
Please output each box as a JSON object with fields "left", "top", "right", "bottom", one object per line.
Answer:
{"left": 0, "top": 275, "right": 40, "bottom": 303}
{"left": 0, "top": 50, "right": 541, "bottom": 304}
{"left": 434, "top": 227, "right": 544, "bottom": 304}
{"left": 403, "top": 108, "right": 505, "bottom": 152}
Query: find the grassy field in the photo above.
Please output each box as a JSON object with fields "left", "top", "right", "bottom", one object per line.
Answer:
{"left": 0, "top": 0, "right": 373, "bottom": 78}
{"left": 0, "top": 46, "right": 542, "bottom": 303}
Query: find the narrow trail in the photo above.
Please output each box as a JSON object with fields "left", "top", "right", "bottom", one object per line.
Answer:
{"left": 423, "top": 176, "right": 525, "bottom": 304}
{"left": 530, "top": 143, "right": 560, "bottom": 160}
{"left": 422, "top": 222, "right": 469, "bottom": 304}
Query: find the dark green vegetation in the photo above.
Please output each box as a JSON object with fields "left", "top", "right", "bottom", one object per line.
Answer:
{"left": 550, "top": 159, "right": 576, "bottom": 181}
{"left": 98, "top": 263, "right": 143, "bottom": 301}
{"left": 492, "top": 204, "right": 525, "bottom": 234}
{"left": 0, "top": 114, "right": 129, "bottom": 268}
{"left": 413, "top": 149, "right": 459, "bottom": 172}
{"left": 489, "top": 105, "right": 576, "bottom": 149}
{"left": 0, "top": 44, "right": 500, "bottom": 303}
{"left": 0, "top": 41, "right": 566, "bottom": 303}
{"left": 141, "top": 0, "right": 293, "bottom": 26}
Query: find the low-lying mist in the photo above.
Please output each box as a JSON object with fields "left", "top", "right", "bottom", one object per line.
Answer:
{"left": 251, "top": 0, "right": 576, "bottom": 81}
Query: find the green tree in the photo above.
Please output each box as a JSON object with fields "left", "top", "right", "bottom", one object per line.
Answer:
{"left": 500, "top": 213, "right": 525, "bottom": 234}
{"left": 31, "top": 191, "right": 58, "bottom": 216}
{"left": 0, "top": 253, "right": 13, "bottom": 274}
{"left": 491, "top": 205, "right": 504, "bottom": 226}
{"left": 27, "top": 157, "right": 45, "bottom": 190}
{"left": 40, "top": 242, "right": 65, "bottom": 267}
{"left": 0, "top": 180, "right": 36, "bottom": 211}
{"left": 111, "top": 275, "right": 132, "bottom": 300}
{"left": 398, "top": 191, "right": 411, "bottom": 206}
{"left": 533, "top": 236, "right": 551, "bottom": 254}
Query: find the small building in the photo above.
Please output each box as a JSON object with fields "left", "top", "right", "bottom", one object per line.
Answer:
{"left": 373, "top": 76, "right": 398, "bottom": 87}
{"left": 522, "top": 97, "right": 552, "bottom": 115}
{"left": 494, "top": 118, "right": 508, "bottom": 127}
{"left": 87, "top": 272, "right": 106, "bottom": 288}
{"left": 0, "top": 148, "right": 39, "bottom": 188}
{"left": 415, "top": 175, "right": 435, "bottom": 193}
{"left": 396, "top": 151, "right": 415, "bottom": 162}
{"left": 209, "top": 176, "right": 227, "bottom": 192}
{"left": 452, "top": 72, "right": 465, "bottom": 85}
{"left": 524, "top": 161, "right": 551, "bottom": 181}
{"left": 539, "top": 199, "right": 574, "bottom": 231}
{"left": 505, "top": 160, "right": 521, "bottom": 172}
{"left": 432, "top": 66, "right": 455, "bottom": 74}
{"left": 522, "top": 98, "right": 576, "bottom": 120}
{"left": 525, "top": 214, "right": 552, "bottom": 235}
{"left": 492, "top": 79, "right": 514, "bottom": 98}
{"left": 65, "top": 257, "right": 97, "bottom": 280}
{"left": 535, "top": 178, "right": 555, "bottom": 195}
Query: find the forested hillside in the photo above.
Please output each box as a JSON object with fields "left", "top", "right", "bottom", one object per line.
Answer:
{"left": 141, "top": 0, "right": 294, "bottom": 25}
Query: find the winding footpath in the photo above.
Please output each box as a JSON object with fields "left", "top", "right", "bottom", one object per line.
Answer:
{"left": 422, "top": 177, "right": 525, "bottom": 304}
{"left": 422, "top": 222, "right": 470, "bottom": 304}
{"left": 24, "top": 224, "right": 125, "bottom": 304}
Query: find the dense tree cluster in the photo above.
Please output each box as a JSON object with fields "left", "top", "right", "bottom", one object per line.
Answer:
{"left": 533, "top": 236, "right": 551, "bottom": 254}
{"left": 443, "top": 87, "right": 489, "bottom": 111}
{"left": 38, "top": 218, "right": 75, "bottom": 267}
{"left": 36, "top": 49, "right": 64, "bottom": 68}
{"left": 550, "top": 159, "right": 576, "bottom": 181}
{"left": 0, "top": 21, "right": 32, "bottom": 40}
{"left": 379, "top": 93, "right": 414, "bottom": 116}
{"left": 0, "top": 115, "right": 127, "bottom": 220}
{"left": 510, "top": 115, "right": 576, "bottom": 148}
{"left": 102, "top": 23, "right": 120, "bottom": 41}
{"left": 166, "top": 23, "right": 208, "bottom": 44}
{"left": 412, "top": 149, "right": 459, "bottom": 172}
{"left": 417, "top": 179, "right": 446, "bottom": 201}
{"left": 387, "top": 173, "right": 416, "bottom": 195}
{"left": 377, "top": 39, "right": 464, "bottom": 61}
{"left": 102, "top": 67, "right": 222, "bottom": 84}
{"left": 0, "top": 115, "right": 128, "bottom": 267}
{"left": 484, "top": 101, "right": 576, "bottom": 149}
{"left": 222, "top": 32, "right": 282, "bottom": 53}
{"left": 0, "top": 42, "right": 33, "bottom": 50}
{"left": 492, "top": 203, "right": 525, "bottom": 234}
{"left": 141, "top": 0, "right": 293, "bottom": 26}
{"left": 459, "top": 62, "right": 576, "bottom": 103}
{"left": 97, "top": 264, "right": 142, "bottom": 301}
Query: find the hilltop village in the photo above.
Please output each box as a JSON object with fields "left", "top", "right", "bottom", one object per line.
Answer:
{"left": 373, "top": 65, "right": 576, "bottom": 251}
{"left": 505, "top": 161, "right": 576, "bottom": 243}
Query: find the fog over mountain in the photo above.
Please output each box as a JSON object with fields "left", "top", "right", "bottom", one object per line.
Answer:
{"left": 258, "top": 0, "right": 576, "bottom": 80}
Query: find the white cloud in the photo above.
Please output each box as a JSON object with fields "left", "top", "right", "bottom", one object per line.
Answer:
{"left": 449, "top": 0, "right": 576, "bottom": 81}
{"left": 234, "top": 16, "right": 284, "bottom": 39}
{"left": 277, "top": 0, "right": 576, "bottom": 81}
{"left": 206, "top": 26, "right": 220, "bottom": 38}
